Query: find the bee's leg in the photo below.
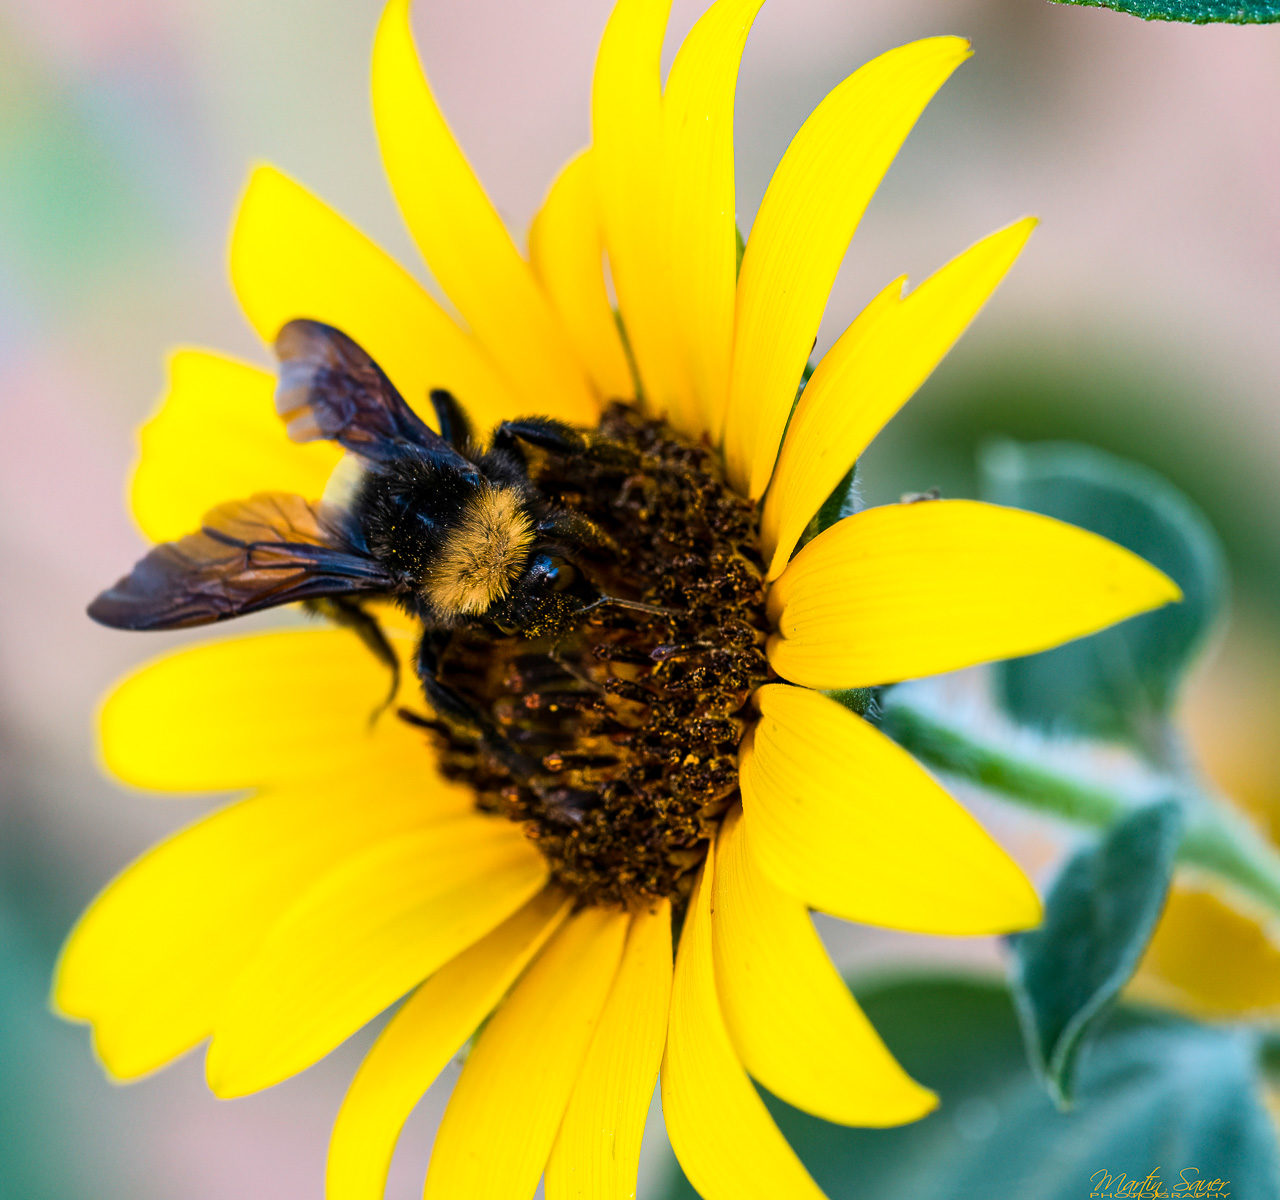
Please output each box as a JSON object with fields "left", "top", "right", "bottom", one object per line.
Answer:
{"left": 534, "top": 508, "right": 616, "bottom": 554}
{"left": 492, "top": 417, "right": 636, "bottom": 467}
{"left": 305, "top": 597, "right": 400, "bottom": 720}
{"left": 413, "top": 633, "right": 541, "bottom": 776}
{"left": 413, "top": 632, "right": 487, "bottom": 731}
{"left": 428, "top": 388, "right": 474, "bottom": 451}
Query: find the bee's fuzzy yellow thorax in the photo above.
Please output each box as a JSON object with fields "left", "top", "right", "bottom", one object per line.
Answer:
{"left": 423, "top": 486, "right": 536, "bottom": 616}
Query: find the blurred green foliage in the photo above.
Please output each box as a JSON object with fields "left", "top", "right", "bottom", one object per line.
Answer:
{"left": 0, "top": 832, "right": 136, "bottom": 1200}
{"left": 0, "top": 30, "right": 157, "bottom": 318}
{"left": 1049, "top": 0, "right": 1280, "bottom": 22}
{"left": 658, "top": 975, "right": 1280, "bottom": 1199}
{"left": 863, "top": 351, "right": 1280, "bottom": 623}
{"left": 1010, "top": 801, "right": 1183, "bottom": 1108}
{"left": 980, "top": 440, "right": 1225, "bottom": 749}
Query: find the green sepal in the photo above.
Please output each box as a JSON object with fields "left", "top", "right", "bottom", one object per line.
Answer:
{"left": 825, "top": 686, "right": 881, "bottom": 721}
{"left": 779, "top": 353, "right": 852, "bottom": 560}
{"left": 1010, "top": 800, "right": 1184, "bottom": 1109}
{"left": 612, "top": 306, "right": 644, "bottom": 405}
{"left": 797, "top": 463, "right": 860, "bottom": 554}
{"left": 1049, "top": 0, "right": 1279, "bottom": 22}
{"left": 980, "top": 440, "right": 1226, "bottom": 752}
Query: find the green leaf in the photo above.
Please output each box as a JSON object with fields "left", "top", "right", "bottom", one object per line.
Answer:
{"left": 655, "top": 975, "right": 1280, "bottom": 1200}
{"left": 1049, "top": 0, "right": 1279, "bottom": 22}
{"left": 980, "top": 440, "right": 1226, "bottom": 749}
{"left": 1010, "top": 800, "right": 1184, "bottom": 1109}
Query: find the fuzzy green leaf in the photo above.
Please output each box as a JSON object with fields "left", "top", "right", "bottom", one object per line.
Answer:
{"left": 1010, "top": 800, "right": 1184, "bottom": 1109}
{"left": 980, "top": 440, "right": 1225, "bottom": 749}
{"left": 656, "top": 975, "right": 1280, "bottom": 1199}
{"left": 1050, "top": 0, "right": 1279, "bottom": 22}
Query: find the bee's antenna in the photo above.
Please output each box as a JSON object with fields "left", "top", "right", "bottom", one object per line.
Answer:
{"left": 577, "top": 595, "right": 681, "bottom": 618}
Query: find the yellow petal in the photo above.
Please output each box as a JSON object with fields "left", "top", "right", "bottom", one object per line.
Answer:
{"left": 1131, "top": 884, "right": 1280, "bottom": 1019}
{"left": 207, "top": 818, "right": 546, "bottom": 1097}
{"left": 545, "top": 901, "right": 673, "bottom": 1200}
{"left": 52, "top": 782, "right": 456, "bottom": 1081}
{"left": 767, "top": 500, "right": 1182, "bottom": 690}
{"left": 761, "top": 218, "right": 1037, "bottom": 576}
{"left": 229, "top": 164, "right": 518, "bottom": 431}
{"left": 592, "top": 0, "right": 690, "bottom": 419}
{"left": 723, "top": 37, "right": 971, "bottom": 498}
{"left": 131, "top": 349, "right": 340, "bottom": 543}
{"left": 712, "top": 807, "right": 936, "bottom": 1126}
{"left": 423, "top": 907, "right": 628, "bottom": 1200}
{"left": 661, "top": 857, "right": 827, "bottom": 1200}
{"left": 741, "top": 685, "right": 1041, "bottom": 934}
{"left": 661, "top": 0, "right": 765, "bottom": 441}
{"left": 528, "top": 151, "right": 635, "bottom": 402}
{"left": 371, "top": 0, "right": 596, "bottom": 424}
{"left": 326, "top": 888, "right": 571, "bottom": 1200}
{"left": 757, "top": 271, "right": 905, "bottom": 545}
{"left": 99, "top": 629, "right": 425, "bottom": 794}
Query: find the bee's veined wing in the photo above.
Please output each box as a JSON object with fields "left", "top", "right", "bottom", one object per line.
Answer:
{"left": 88, "top": 492, "right": 397, "bottom": 630}
{"left": 273, "top": 319, "right": 475, "bottom": 471}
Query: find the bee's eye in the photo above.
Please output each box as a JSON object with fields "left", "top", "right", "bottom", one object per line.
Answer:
{"left": 540, "top": 554, "right": 577, "bottom": 593}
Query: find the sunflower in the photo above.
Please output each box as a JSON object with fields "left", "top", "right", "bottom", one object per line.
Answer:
{"left": 54, "top": 1, "right": 1179, "bottom": 1197}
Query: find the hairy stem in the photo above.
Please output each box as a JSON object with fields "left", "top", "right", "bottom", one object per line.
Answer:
{"left": 882, "top": 700, "right": 1280, "bottom": 917}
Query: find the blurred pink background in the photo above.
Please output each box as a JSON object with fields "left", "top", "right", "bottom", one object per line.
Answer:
{"left": 2, "top": 1, "right": 1279, "bottom": 1196}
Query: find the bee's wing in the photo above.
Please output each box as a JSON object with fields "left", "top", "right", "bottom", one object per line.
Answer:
{"left": 273, "top": 319, "right": 473, "bottom": 469}
{"left": 88, "top": 492, "right": 398, "bottom": 631}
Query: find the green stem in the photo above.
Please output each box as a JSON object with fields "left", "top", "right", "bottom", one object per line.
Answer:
{"left": 1178, "top": 808, "right": 1280, "bottom": 914}
{"left": 881, "top": 701, "right": 1280, "bottom": 917}
{"left": 880, "top": 703, "right": 1127, "bottom": 827}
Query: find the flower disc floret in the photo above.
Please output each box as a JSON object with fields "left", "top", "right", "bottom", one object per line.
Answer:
{"left": 429, "top": 404, "right": 771, "bottom": 906}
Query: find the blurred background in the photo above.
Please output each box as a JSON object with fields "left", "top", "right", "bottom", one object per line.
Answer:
{"left": 2, "top": 0, "right": 1278, "bottom": 1196}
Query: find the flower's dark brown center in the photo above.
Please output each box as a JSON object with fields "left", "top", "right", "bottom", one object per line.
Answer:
{"left": 417, "top": 403, "right": 771, "bottom": 908}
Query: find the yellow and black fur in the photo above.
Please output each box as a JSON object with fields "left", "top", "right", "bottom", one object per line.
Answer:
{"left": 88, "top": 320, "right": 615, "bottom": 739}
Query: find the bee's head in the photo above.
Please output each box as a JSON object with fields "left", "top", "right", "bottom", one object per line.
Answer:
{"left": 487, "top": 549, "right": 595, "bottom": 637}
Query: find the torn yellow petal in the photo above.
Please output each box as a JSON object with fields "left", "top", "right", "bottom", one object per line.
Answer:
{"left": 372, "top": 0, "right": 596, "bottom": 424}
{"left": 423, "top": 907, "right": 628, "bottom": 1200}
{"left": 229, "top": 164, "right": 517, "bottom": 431}
{"left": 762, "top": 217, "right": 1037, "bottom": 576}
{"left": 741, "top": 685, "right": 1041, "bottom": 934}
{"left": 52, "top": 782, "right": 455, "bottom": 1081}
{"left": 546, "top": 901, "right": 673, "bottom": 1200}
{"left": 661, "top": 857, "right": 827, "bottom": 1200}
{"left": 131, "top": 349, "right": 340, "bottom": 543}
{"left": 99, "top": 629, "right": 426, "bottom": 793}
{"left": 723, "top": 36, "right": 971, "bottom": 497}
{"left": 326, "top": 888, "right": 570, "bottom": 1200}
{"left": 1131, "top": 884, "right": 1280, "bottom": 1019}
{"left": 528, "top": 151, "right": 634, "bottom": 402}
{"left": 207, "top": 818, "right": 546, "bottom": 1097}
{"left": 592, "top": 0, "right": 690, "bottom": 419}
{"left": 713, "top": 807, "right": 937, "bottom": 1125}
{"left": 662, "top": 0, "right": 764, "bottom": 441}
{"left": 767, "top": 500, "right": 1181, "bottom": 691}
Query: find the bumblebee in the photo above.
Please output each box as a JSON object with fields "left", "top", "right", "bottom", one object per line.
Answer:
{"left": 88, "top": 320, "right": 653, "bottom": 737}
